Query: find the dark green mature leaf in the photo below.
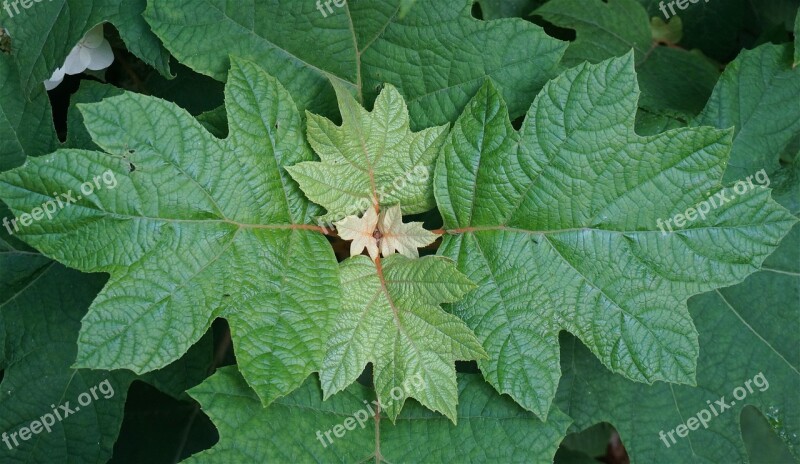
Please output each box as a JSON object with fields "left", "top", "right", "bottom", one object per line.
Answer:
{"left": 184, "top": 366, "right": 571, "bottom": 463}
{"left": 435, "top": 53, "right": 796, "bottom": 419}
{"left": 741, "top": 406, "right": 798, "bottom": 463}
{"left": 535, "top": 0, "right": 720, "bottom": 114}
{"left": 2, "top": 0, "right": 170, "bottom": 94}
{"left": 555, "top": 219, "right": 800, "bottom": 462}
{"left": 0, "top": 57, "right": 340, "bottom": 408}
{"left": 635, "top": 0, "right": 750, "bottom": 62}
{"left": 536, "top": 0, "right": 652, "bottom": 65}
{"left": 144, "top": 0, "right": 566, "bottom": 127}
{"left": 0, "top": 262, "right": 127, "bottom": 464}
{"left": 0, "top": 256, "right": 213, "bottom": 463}
{"left": 477, "top": 0, "right": 543, "bottom": 19}
{"left": 0, "top": 57, "right": 58, "bottom": 171}
{"left": 693, "top": 43, "right": 800, "bottom": 183}
{"left": 795, "top": 8, "right": 800, "bottom": 67}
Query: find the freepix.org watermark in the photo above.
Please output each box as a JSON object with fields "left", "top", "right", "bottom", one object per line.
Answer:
{"left": 658, "top": 0, "right": 710, "bottom": 20}
{"left": 315, "top": 373, "right": 426, "bottom": 448}
{"left": 2, "top": 0, "right": 53, "bottom": 19}
{"left": 656, "top": 169, "right": 770, "bottom": 235}
{"left": 658, "top": 372, "right": 769, "bottom": 448}
{"left": 315, "top": 0, "right": 345, "bottom": 17}
{"left": 2, "top": 169, "right": 118, "bottom": 236}
{"left": 2, "top": 379, "right": 115, "bottom": 450}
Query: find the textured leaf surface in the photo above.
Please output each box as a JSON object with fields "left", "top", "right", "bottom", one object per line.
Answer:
{"left": 536, "top": 0, "right": 720, "bottom": 114}
{"left": 185, "top": 367, "right": 571, "bottom": 463}
{"left": 434, "top": 53, "right": 797, "bottom": 419}
{"left": 2, "top": 0, "right": 170, "bottom": 94}
{"left": 144, "top": 0, "right": 566, "bottom": 126}
{"left": 693, "top": 43, "right": 800, "bottom": 182}
{"left": 286, "top": 82, "right": 448, "bottom": 220}
{"left": 0, "top": 57, "right": 339, "bottom": 407}
{"left": 321, "top": 255, "right": 486, "bottom": 422}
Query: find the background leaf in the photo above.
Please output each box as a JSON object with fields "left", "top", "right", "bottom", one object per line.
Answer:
{"left": 184, "top": 367, "right": 571, "bottom": 463}
{"left": 534, "top": 0, "right": 721, "bottom": 115}
{"left": 0, "top": 257, "right": 212, "bottom": 463}
{"left": 144, "top": 0, "right": 567, "bottom": 127}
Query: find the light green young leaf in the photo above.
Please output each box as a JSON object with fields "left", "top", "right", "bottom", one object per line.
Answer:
{"left": 650, "top": 16, "right": 682, "bottom": 44}
{"left": 286, "top": 81, "right": 448, "bottom": 221}
{"left": 321, "top": 255, "right": 486, "bottom": 423}
{"left": 145, "top": 0, "right": 567, "bottom": 126}
{"left": 0, "top": 57, "right": 339, "bottom": 408}
{"left": 185, "top": 367, "right": 571, "bottom": 463}
{"left": 434, "top": 53, "right": 797, "bottom": 419}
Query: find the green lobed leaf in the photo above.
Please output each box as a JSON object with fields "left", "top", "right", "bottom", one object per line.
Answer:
{"left": 184, "top": 366, "right": 571, "bottom": 463}
{"left": 321, "top": 254, "right": 486, "bottom": 423}
{"left": 144, "top": 0, "right": 567, "bottom": 127}
{"left": 555, "top": 217, "right": 800, "bottom": 462}
{"left": 434, "top": 53, "right": 797, "bottom": 420}
{"left": 693, "top": 43, "right": 800, "bottom": 183}
{"left": 286, "top": 81, "right": 448, "bottom": 222}
{"left": 0, "top": 57, "right": 340, "bottom": 408}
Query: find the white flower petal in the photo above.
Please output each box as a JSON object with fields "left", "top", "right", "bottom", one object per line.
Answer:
{"left": 49, "top": 66, "right": 66, "bottom": 81}
{"left": 85, "top": 39, "right": 114, "bottom": 71}
{"left": 44, "top": 75, "right": 64, "bottom": 90}
{"left": 62, "top": 46, "right": 86, "bottom": 75}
